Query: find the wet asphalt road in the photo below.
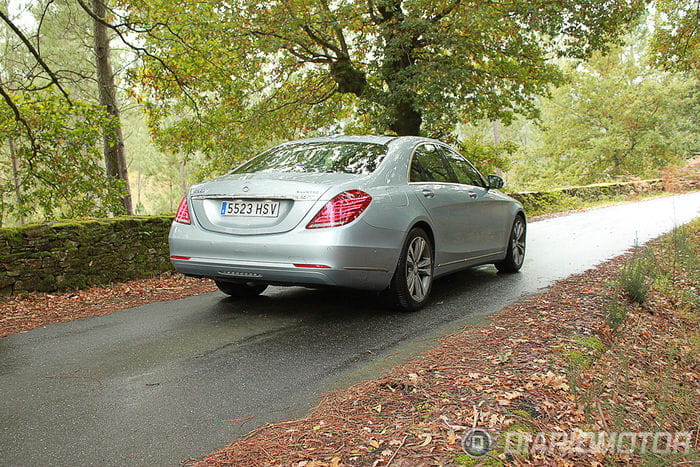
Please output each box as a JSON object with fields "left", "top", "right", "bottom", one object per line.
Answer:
{"left": 1, "top": 192, "right": 699, "bottom": 466}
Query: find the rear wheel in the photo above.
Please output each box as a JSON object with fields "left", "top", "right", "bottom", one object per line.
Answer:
{"left": 215, "top": 280, "right": 268, "bottom": 297}
{"left": 386, "top": 228, "right": 434, "bottom": 312}
{"left": 495, "top": 215, "right": 526, "bottom": 273}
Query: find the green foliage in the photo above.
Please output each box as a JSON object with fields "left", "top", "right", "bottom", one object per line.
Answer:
{"left": 566, "top": 335, "right": 606, "bottom": 383}
{"left": 653, "top": 222, "right": 700, "bottom": 311}
{"left": 618, "top": 248, "right": 653, "bottom": 304}
{"left": 648, "top": 0, "right": 700, "bottom": 74}
{"left": 456, "top": 138, "right": 516, "bottom": 177}
{"left": 509, "top": 180, "right": 665, "bottom": 216}
{"left": 122, "top": 0, "right": 643, "bottom": 171}
{"left": 0, "top": 92, "right": 127, "bottom": 223}
{"left": 606, "top": 298, "right": 629, "bottom": 330}
{"left": 509, "top": 32, "right": 699, "bottom": 189}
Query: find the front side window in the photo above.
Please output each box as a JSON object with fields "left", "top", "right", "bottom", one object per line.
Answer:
{"left": 409, "top": 144, "right": 456, "bottom": 183}
{"left": 231, "top": 142, "right": 387, "bottom": 175}
{"left": 441, "top": 147, "right": 485, "bottom": 187}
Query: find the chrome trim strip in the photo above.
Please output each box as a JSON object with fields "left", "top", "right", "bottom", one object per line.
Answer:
{"left": 343, "top": 266, "right": 390, "bottom": 272}
{"left": 437, "top": 251, "right": 504, "bottom": 268}
{"left": 191, "top": 194, "right": 297, "bottom": 200}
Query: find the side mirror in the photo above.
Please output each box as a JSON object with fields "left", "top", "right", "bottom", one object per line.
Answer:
{"left": 487, "top": 174, "right": 504, "bottom": 190}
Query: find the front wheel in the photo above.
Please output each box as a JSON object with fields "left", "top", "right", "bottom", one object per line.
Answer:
{"left": 495, "top": 215, "right": 526, "bottom": 273}
{"left": 386, "top": 228, "right": 434, "bottom": 312}
{"left": 215, "top": 280, "right": 268, "bottom": 297}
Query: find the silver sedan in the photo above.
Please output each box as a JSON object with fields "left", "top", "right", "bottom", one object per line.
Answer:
{"left": 169, "top": 135, "right": 526, "bottom": 311}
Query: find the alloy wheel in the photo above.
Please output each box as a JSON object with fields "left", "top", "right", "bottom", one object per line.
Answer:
{"left": 405, "top": 236, "right": 432, "bottom": 301}
{"left": 512, "top": 217, "right": 526, "bottom": 267}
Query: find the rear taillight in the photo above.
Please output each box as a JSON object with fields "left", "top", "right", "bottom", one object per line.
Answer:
{"left": 175, "top": 196, "right": 191, "bottom": 224}
{"left": 306, "top": 190, "right": 372, "bottom": 229}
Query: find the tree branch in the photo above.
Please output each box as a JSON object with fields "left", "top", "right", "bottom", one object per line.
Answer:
{"left": 431, "top": 0, "right": 461, "bottom": 22}
{"left": 0, "top": 8, "right": 71, "bottom": 102}
{"left": 35, "top": 0, "right": 55, "bottom": 56}
{"left": 74, "top": 0, "right": 202, "bottom": 119}
{"left": 301, "top": 25, "right": 342, "bottom": 56}
{"left": 0, "top": 83, "right": 39, "bottom": 159}
{"left": 317, "top": 0, "right": 350, "bottom": 57}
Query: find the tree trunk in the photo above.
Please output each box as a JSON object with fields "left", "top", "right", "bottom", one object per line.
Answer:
{"left": 380, "top": 2, "right": 422, "bottom": 136}
{"left": 92, "top": 0, "right": 133, "bottom": 215}
{"left": 388, "top": 102, "right": 422, "bottom": 136}
{"left": 8, "top": 138, "right": 24, "bottom": 225}
{"left": 179, "top": 158, "right": 187, "bottom": 195}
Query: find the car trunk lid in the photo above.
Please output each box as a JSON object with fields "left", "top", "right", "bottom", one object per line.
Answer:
{"left": 189, "top": 172, "right": 359, "bottom": 235}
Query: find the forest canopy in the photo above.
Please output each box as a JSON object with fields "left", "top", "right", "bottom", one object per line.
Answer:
{"left": 0, "top": 0, "right": 697, "bottom": 225}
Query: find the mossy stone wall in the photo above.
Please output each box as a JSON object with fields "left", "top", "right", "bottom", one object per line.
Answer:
{"left": 0, "top": 216, "right": 173, "bottom": 295}
{"left": 509, "top": 179, "right": 663, "bottom": 215}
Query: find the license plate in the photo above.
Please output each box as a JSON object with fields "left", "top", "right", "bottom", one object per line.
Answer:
{"left": 220, "top": 200, "right": 280, "bottom": 217}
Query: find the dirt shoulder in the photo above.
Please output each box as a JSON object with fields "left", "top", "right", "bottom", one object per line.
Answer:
{"left": 194, "top": 222, "right": 699, "bottom": 466}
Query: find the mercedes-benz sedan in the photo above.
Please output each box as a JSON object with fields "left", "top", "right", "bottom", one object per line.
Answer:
{"left": 169, "top": 135, "right": 526, "bottom": 311}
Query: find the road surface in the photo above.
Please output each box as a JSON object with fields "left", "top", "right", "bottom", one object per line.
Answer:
{"left": 1, "top": 192, "right": 699, "bottom": 466}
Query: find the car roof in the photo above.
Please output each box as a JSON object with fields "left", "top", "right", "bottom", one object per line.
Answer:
{"left": 280, "top": 135, "right": 397, "bottom": 145}
{"left": 279, "top": 135, "right": 446, "bottom": 146}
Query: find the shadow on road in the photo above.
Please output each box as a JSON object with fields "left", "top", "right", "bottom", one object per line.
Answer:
{"left": 207, "top": 265, "right": 506, "bottom": 323}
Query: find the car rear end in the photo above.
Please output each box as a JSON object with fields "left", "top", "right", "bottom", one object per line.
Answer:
{"left": 168, "top": 139, "right": 404, "bottom": 291}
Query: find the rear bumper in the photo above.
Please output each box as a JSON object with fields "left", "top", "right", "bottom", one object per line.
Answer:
{"left": 168, "top": 220, "right": 403, "bottom": 291}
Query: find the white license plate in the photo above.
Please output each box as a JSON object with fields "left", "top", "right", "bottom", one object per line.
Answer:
{"left": 220, "top": 200, "right": 280, "bottom": 217}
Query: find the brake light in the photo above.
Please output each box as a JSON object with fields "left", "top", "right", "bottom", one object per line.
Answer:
{"left": 175, "top": 196, "right": 191, "bottom": 224}
{"left": 306, "top": 190, "right": 372, "bottom": 229}
{"left": 294, "top": 263, "right": 331, "bottom": 269}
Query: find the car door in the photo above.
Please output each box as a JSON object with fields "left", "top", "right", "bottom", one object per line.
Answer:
{"left": 409, "top": 143, "right": 475, "bottom": 266}
{"left": 439, "top": 145, "right": 512, "bottom": 255}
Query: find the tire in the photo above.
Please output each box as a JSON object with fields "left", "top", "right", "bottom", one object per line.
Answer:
{"left": 215, "top": 280, "right": 268, "bottom": 297}
{"left": 386, "top": 227, "right": 434, "bottom": 312}
{"left": 495, "top": 215, "right": 526, "bottom": 273}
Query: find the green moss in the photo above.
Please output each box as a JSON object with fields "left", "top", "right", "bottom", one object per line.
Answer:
{"left": 56, "top": 274, "right": 87, "bottom": 290}
{"left": 573, "top": 336, "right": 606, "bottom": 352}
{"left": 454, "top": 453, "right": 503, "bottom": 466}
{"left": 0, "top": 215, "right": 173, "bottom": 294}
{"left": 510, "top": 409, "right": 534, "bottom": 420}
{"left": 565, "top": 336, "right": 606, "bottom": 370}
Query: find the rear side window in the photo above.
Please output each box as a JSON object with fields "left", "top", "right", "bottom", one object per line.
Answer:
{"left": 409, "top": 144, "right": 457, "bottom": 183}
{"left": 231, "top": 142, "right": 387, "bottom": 175}
{"left": 441, "top": 147, "right": 485, "bottom": 187}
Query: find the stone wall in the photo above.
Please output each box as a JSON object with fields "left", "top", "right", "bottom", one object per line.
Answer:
{"left": 509, "top": 179, "right": 663, "bottom": 215}
{"left": 0, "top": 179, "right": 665, "bottom": 295}
{"left": 0, "top": 216, "right": 173, "bottom": 295}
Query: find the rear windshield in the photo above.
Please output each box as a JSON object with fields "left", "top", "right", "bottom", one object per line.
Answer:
{"left": 231, "top": 142, "right": 387, "bottom": 175}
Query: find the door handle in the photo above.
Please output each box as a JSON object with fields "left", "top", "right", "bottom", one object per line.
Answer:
{"left": 468, "top": 191, "right": 478, "bottom": 199}
{"left": 422, "top": 189, "right": 435, "bottom": 198}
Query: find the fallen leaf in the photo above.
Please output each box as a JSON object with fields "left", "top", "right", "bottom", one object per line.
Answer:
{"left": 417, "top": 433, "right": 432, "bottom": 447}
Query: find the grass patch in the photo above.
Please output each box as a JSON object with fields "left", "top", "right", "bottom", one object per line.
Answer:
{"left": 573, "top": 218, "right": 700, "bottom": 463}
{"left": 617, "top": 243, "right": 654, "bottom": 303}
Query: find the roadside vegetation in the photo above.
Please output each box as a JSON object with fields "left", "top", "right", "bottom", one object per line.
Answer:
{"left": 0, "top": 1, "right": 698, "bottom": 224}
{"left": 194, "top": 219, "right": 699, "bottom": 465}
